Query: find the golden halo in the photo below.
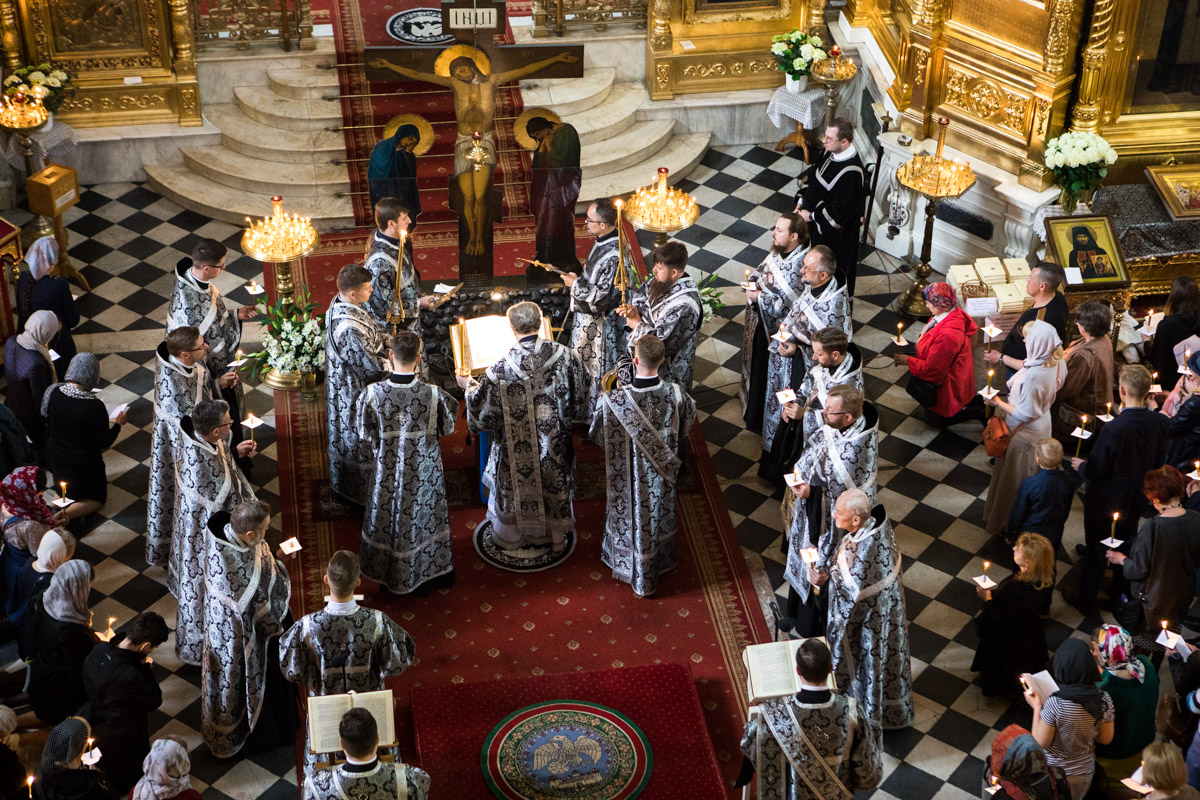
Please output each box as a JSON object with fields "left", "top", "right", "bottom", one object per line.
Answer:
{"left": 513, "top": 107, "right": 562, "bottom": 150}
{"left": 381, "top": 113, "right": 435, "bottom": 155}
{"left": 434, "top": 44, "right": 491, "bottom": 79}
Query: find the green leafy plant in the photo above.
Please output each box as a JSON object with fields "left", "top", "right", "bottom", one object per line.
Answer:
{"left": 1043, "top": 131, "right": 1118, "bottom": 213}
{"left": 3, "top": 64, "right": 74, "bottom": 114}
{"left": 769, "top": 30, "right": 828, "bottom": 79}
{"left": 696, "top": 273, "right": 726, "bottom": 323}
{"left": 243, "top": 287, "right": 324, "bottom": 379}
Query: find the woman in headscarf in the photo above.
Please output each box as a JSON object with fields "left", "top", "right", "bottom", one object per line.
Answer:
{"left": 0, "top": 466, "right": 58, "bottom": 527}
{"left": 130, "top": 738, "right": 201, "bottom": 800}
{"left": 0, "top": 465, "right": 57, "bottom": 614}
{"left": 0, "top": 705, "right": 28, "bottom": 800}
{"left": 893, "top": 282, "right": 983, "bottom": 425}
{"left": 1025, "top": 638, "right": 1115, "bottom": 800}
{"left": 1, "top": 517, "right": 50, "bottom": 617}
{"left": 13, "top": 530, "right": 77, "bottom": 658}
{"left": 983, "top": 320, "right": 1068, "bottom": 537}
{"left": 4, "top": 310, "right": 62, "bottom": 463}
{"left": 42, "top": 353, "right": 126, "bottom": 528}
{"left": 983, "top": 724, "right": 1072, "bottom": 800}
{"left": 28, "top": 560, "right": 96, "bottom": 725}
{"left": 34, "top": 717, "right": 117, "bottom": 800}
{"left": 15, "top": 236, "right": 78, "bottom": 383}
{"left": 367, "top": 124, "right": 422, "bottom": 224}
{"left": 1092, "top": 624, "right": 1157, "bottom": 766}
{"left": 1167, "top": 350, "right": 1200, "bottom": 473}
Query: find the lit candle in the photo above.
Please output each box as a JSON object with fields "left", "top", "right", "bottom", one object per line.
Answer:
{"left": 1075, "top": 415, "right": 1088, "bottom": 458}
{"left": 983, "top": 561, "right": 990, "bottom": 575}
{"left": 986, "top": 369, "right": 994, "bottom": 392}
{"left": 1111, "top": 512, "right": 1119, "bottom": 539}
{"left": 27, "top": 776, "right": 32, "bottom": 798}
{"left": 1106, "top": 402, "right": 1112, "bottom": 417}
{"left": 1194, "top": 460, "right": 1199, "bottom": 476}
{"left": 1163, "top": 620, "right": 1169, "bottom": 632}
{"left": 108, "top": 617, "right": 115, "bottom": 629}
{"left": 87, "top": 737, "right": 94, "bottom": 749}
{"left": 59, "top": 481, "right": 67, "bottom": 498}
{"left": 897, "top": 321, "right": 903, "bottom": 337}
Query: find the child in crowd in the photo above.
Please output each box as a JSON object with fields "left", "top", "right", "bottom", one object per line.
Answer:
{"left": 1006, "top": 438, "right": 1080, "bottom": 553}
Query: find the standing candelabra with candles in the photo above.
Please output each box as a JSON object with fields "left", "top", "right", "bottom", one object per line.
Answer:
{"left": 894, "top": 117, "right": 976, "bottom": 318}
{"left": 623, "top": 167, "right": 701, "bottom": 249}
{"left": 809, "top": 45, "right": 858, "bottom": 130}
{"left": 241, "top": 195, "right": 320, "bottom": 304}
{"left": 0, "top": 93, "right": 54, "bottom": 246}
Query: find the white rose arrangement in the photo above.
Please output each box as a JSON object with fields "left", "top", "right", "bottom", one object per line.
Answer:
{"left": 245, "top": 288, "right": 326, "bottom": 378}
{"left": 1043, "top": 131, "right": 1118, "bottom": 213}
{"left": 770, "top": 30, "right": 827, "bottom": 78}
{"left": 3, "top": 63, "right": 73, "bottom": 113}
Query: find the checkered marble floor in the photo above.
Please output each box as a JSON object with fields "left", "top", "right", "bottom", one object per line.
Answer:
{"left": 6, "top": 144, "right": 1104, "bottom": 800}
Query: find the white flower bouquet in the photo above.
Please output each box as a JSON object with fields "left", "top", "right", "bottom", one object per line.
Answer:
{"left": 245, "top": 288, "right": 325, "bottom": 378}
{"left": 770, "top": 30, "right": 827, "bottom": 78}
{"left": 3, "top": 63, "right": 73, "bottom": 113}
{"left": 1043, "top": 131, "right": 1118, "bottom": 213}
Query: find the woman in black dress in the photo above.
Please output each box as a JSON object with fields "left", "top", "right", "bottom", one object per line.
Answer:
{"left": 3, "top": 310, "right": 61, "bottom": 465}
{"left": 42, "top": 354, "right": 125, "bottom": 526}
{"left": 28, "top": 560, "right": 97, "bottom": 726}
{"left": 15, "top": 237, "right": 79, "bottom": 382}
{"left": 1150, "top": 275, "right": 1200, "bottom": 382}
{"left": 33, "top": 717, "right": 117, "bottom": 800}
{"left": 972, "top": 532, "right": 1054, "bottom": 700}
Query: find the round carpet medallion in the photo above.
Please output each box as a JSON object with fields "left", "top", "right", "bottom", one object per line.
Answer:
{"left": 474, "top": 520, "right": 576, "bottom": 573}
{"left": 482, "top": 700, "right": 652, "bottom": 800}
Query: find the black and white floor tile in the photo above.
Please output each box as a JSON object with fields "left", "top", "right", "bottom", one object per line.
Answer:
{"left": 3, "top": 144, "right": 1110, "bottom": 799}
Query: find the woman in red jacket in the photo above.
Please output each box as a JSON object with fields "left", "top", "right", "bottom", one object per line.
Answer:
{"left": 893, "top": 282, "right": 986, "bottom": 425}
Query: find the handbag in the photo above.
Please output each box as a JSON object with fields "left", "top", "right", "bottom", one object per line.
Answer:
{"left": 984, "top": 417, "right": 1026, "bottom": 458}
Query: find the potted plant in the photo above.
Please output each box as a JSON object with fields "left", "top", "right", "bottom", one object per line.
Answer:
{"left": 244, "top": 287, "right": 325, "bottom": 398}
{"left": 770, "top": 30, "right": 828, "bottom": 93}
{"left": 3, "top": 64, "right": 74, "bottom": 127}
{"left": 1043, "top": 131, "right": 1118, "bottom": 214}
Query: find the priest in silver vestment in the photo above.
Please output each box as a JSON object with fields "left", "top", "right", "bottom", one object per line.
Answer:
{"left": 827, "top": 490, "right": 914, "bottom": 730}
{"left": 783, "top": 328, "right": 864, "bottom": 442}
{"left": 357, "top": 331, "right": 458, "bottom": 595}
{"left": 280, "top": 551, "right": 415, "bottom": 777}
{"left": 562, "top": 197, "right": 629, "bottom": 416}
{"left": 172, "top": 399, "right": 257, "bottom": 665}
{"left": 303, "top": 708, "right": 430, "bottom": 800}
{"left": 458, "top": 301, "right": 589, "bottom": 553}
{"left": 738, "top": 639, "right": 881, "bottom": 800}
{"left": 741, "top": 213, "right": 807, "bottom": 432}
{"left": 325, "top": 264, "right": 389, "bottom": 505}
{"left": 201, "top": 500, "right": 294, "bottom": 758}
{"left": 147, "top": 326, "right": 228, "bottom": 568}
{"left": 783, "top": 385, "right": 878, "bottom": 636}
{"left": 589, "top": 335, "right": 696, "bottom": 596}
{"left": 363, "top": 197, "right": 431, "bottom": 332}
{"left": 618, "top": 241, "right": 702, "bottom": 392}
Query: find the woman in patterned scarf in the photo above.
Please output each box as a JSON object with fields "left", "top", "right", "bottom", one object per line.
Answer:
{"left": 1093, "top": 624, "right": 1158, "bottom": 763}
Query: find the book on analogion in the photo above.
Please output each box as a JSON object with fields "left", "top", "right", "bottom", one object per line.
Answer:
{"left": 743, "top": 638, "right": 835, "bottom": 705}
{"left": 308, "top": 689, "right": 396, "bottom": 752}
{"left": 450, "top": 314, "right": 555, "bottom": 376}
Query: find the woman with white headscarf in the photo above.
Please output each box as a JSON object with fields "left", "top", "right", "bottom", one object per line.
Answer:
{"left": 13, "top": 527, "right": 76, "bottom": 654}
{"left": 3, "top": 309, "right": 62, "bottom": 463}
{"left": 130, "top": 738, "right": 201, "bottom": 800}
{"left": 983, "top": 319, "right": 1068, "bottom": 537}
{"left": 16, "top": 236, "right": 79, "bottom": 382}
{"left": 28, "top": 560, "right": 96, "bottom": 726}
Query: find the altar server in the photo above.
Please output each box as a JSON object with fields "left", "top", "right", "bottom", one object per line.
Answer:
{"left": 562, "top": 197, "right": 629, "bottom": 416}
{"left": 172, "top": 399, "right": 256, "bottom": 665}
{"left": 166, "top": 238, "right": 254, "bottom": 471}
{"left": 303, "top": 708, "right": 430, "bottom": 800}
{"left": 794, "top": 119, "right": 865, "bottom": 294}
{"left": 363, "top": 197, "right": 430, "bottom": 332}
{"left": 742, "top": 213, "right": 808, "bottom": 433}
{"left": 590, "top": 335, "right": 695, "bottom": 596}
{"left": 826, "top": 489, "right": 914, "bottom": 731}
{"left": 357, "top": 332, "right": 458, "bottom": 595}
{"left": 201, "top": 500, "right": 294, "bottom": 759}
{"left": 146, "top": 326, "right": 228, "bottom": 569}
{"left": 619, "top": 242, "right": 702, "bottom": 392}
{"left": 738, "top": 638, "right": 881, "bottom": 800}
{"left": 325, "top": 264, "right": 389, "bottom": 505}
{"left": 280, "top": 551, "right": 415, "bottom": 776}
{"left": 458, "top": 302, "right": 588, "bottom": 553}
{"left": 783, "top": 385, "right": 879, "bottom": 636}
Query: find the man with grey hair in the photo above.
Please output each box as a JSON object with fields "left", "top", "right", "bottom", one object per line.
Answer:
{"left": 457, "top": 301, "right": 588, "bottom": 556}
{"left": 825, "top": 489, "right": 913, "bottom": 733}
{"left": 171, "top": 398, "right": 256, "bottom": 665}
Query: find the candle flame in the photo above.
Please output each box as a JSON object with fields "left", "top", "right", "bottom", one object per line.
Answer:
{"left": 1113, "top": 512, "right": 1120, "bottom": 521}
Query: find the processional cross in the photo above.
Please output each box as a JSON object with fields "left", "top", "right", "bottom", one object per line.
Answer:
{"left": 366, "top": 0, "right": 584, "bottom": 287}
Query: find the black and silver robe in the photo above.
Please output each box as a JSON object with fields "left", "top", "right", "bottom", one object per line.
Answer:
{"left": 741, "top": 245, "right": 807, "bottom": 426}
{"left": 627, "top": 275, "right": 703, "bottom": 392}
{"left": 569, "top": 232, "right": 629, "bottom": 417}
{"left": 798, "top": 345, "right": 864, "bottom": 439}
{"left": 325, "top": 298, "right": 388, "bottom": 505}
{"left": 589, "top": 378, "right": 696, "bottom": 596}
{"left": 357, "top": 376, "right": 458, "bottom": 593}
{"left": 363, "top": 230, "right": 420, "bottom": 332}
{"left": 303, "top": 761, "right": 430, "bottom": 800}
{"left": 797, "top": 147, "right": 865, "bottom": 294}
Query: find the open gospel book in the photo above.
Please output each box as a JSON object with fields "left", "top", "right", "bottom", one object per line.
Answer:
{"left": 743, "top": 638, "right": 836, "bottom": 705}
{"left": 449, "top": 314, "right": 555, "bottom": 376}
{"left": 308, "top": 689, "right": 396, "bottom": 753}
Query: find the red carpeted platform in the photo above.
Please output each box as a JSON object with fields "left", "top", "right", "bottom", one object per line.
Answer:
{"left": 411, "top": 664, "right": 726, "bottom": 799}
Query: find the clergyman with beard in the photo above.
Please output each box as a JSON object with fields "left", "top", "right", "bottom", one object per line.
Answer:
{"left": 618, "top": 242, "right": 703, "bottom": 392}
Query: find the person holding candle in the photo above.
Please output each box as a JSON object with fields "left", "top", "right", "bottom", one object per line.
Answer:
{"left": 972, "top": 533, "right": 1052, "bottom": 701}
{"left": 27, "top": 561, "right": 96, "bottom": 726}
{"left": 617, "top": 242, "right": 702, "bottom": 393}
{"left": 1139, "top": 742, "right": 1200, "bottom": 800}
{"left": 984, "top": 263, "right": 1069, "bottom": 379}
{"left": 1051, "top": 300, "right": 1115, "bottom": 444}
{"left": 33, "top": 717, "right": 118, "bottom": 800}
{"left": 13, "top": 529, "right": 75, "bottom": 655}
{"left": 982, "top": 725, "right": 1073, "bottom": 800}
{"left": 793, "top": 118, "right": 865, "bottom": 295}
{"left": 1066, "top": 365, "right": 1170, "bottom": 617}
{"left": 14, "top": 237, "right": 79, "bottom": 383}
{"left": 1167, "top": 350, "right": 1200, "bottom": 473}
{"left": 1090, "top": 624, "right": 1158, "bottom": 766}
{"left": 4, "top": 310, "right": 62, "bottom": 466}
{"left": 892, "top": 282, "right": 984, "bottom": 426}
{"left": 0, "top": 706, "right": 27, "bottom": 800}
{"left": 40, "top": 354, "right": 125, "bottom": 532}
{"left": 362, "top": 197, "right": 433, "bottom": 334}
{"left": 1149, "top": 275, "right": 1200, "bottom": 383}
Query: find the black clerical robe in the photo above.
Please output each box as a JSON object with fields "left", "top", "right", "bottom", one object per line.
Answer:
{"left": 798, "top": 147, "right": 865, "bottom": 295}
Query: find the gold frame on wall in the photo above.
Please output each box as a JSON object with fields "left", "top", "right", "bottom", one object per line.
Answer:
{"left": 682, "top": 0, "right": 790, "bottom": 25}
{"left": 1144, "top": 165, "right": 1200, "bottom": 221}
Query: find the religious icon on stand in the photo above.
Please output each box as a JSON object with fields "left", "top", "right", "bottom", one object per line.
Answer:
{"left": 1045, "top": 214, "right": 1130, "bottom": 289}
{"left": 1146, "top": 164, "right": 1200, "bottom": 220}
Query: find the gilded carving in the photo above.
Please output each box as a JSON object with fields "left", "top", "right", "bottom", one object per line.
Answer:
{"left": 650, "top": 0, "right": 671, "bottom": 49}
{"left": 1042, "top": 0, "right": 1078, "bottom": 75}
{"left": 655, "top": 63, "right": 670, "bottom": 89}
{"left": 748, "top": 60, "right": 773, "bottom": 73}
{"left": 167, "top": 0, "right": 196, "bottom": 72}
{"left": 912, "top": 48, "right": 928, "bottom": 87}
{"left": 943, "top": 68, "right": 969, "bottom": 108}
{"left": 967, "top": 80, "right": 1003, "bottom": 118}
{"left": 1001, "top": 94, "right": 1027, "bottom": 132}
{"left": 0, "top": 0, "right": 22, "bottom": 70}
{"left": 194, "top": 0, "right": 312, "bottom": 49}
{"left": 917, "top": 0, "right": 946, "bottom": 27}
{"left": 683, "top": 0, "right": 791, "bottom": 25}
{"left": 52, "top": 0, "right": 142, "bottom": 50}
{"left": 26, "top": 0, "right": 163, "bottom": 71}
{"left": 179, "top": 86, "right": 197, "bottom": 116}
{"left": 58, "top": 90, "right": 167, "bottom": 113}
{"left": 683, "top": 62, "right": 729, "bottom": 77}
{"left": 1034, "top": 98, "right": 1051, "bottom": 136}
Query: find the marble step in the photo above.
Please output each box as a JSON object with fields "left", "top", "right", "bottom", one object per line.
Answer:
{"left": 566, "top": 83, "right": 644, "bottom": 146}
{"left": 206, "top": 104, "right": 346, "bottom": 163}
{"left": 233, "top": 85, "right": 342, "bottom": 132}
{"left": 181, "top": 145, "right": 347, "bottom": 195}
{"left": 519, "top": 68, "right": 614, "bottom": 117}
{"left": 579, "top": 119, "right": 675, "bottom": 178}
{"left": 578, "top": 132, "right": 710, "bottom": 205}
{"left": 145, "top": 165, "right": 355, "bottom": 231}
{"left": 267, "top": 67, "right": 340, "bottom": 102}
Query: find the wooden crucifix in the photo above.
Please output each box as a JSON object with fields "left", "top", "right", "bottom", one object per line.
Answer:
{"left": 365, "top": 0, "right": 584, "bottom": 287}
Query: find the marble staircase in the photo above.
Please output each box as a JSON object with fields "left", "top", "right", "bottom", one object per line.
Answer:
{"left": 146, "top": 42, "right": 709, "bottom": 232}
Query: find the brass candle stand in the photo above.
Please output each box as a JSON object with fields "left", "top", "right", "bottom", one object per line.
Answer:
{"left": 809, "top": 45, "right": 858, "bottom": 130}
{"left": 0, "top": 94, "right": 54, "bottom": 247}
{"left": 623, "top": 167, "right": 701, "bottom": 249}
{"left": 894, "top": 117, "right": 976, "bottom": 318}
{"left": 386, "top": 230, "right": 409, "bottom": 335}
{"left": 241, "top": 195, "right": 320, "bottom": 303}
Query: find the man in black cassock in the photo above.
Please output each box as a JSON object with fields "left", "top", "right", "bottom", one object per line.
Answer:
{"left": 795, "top": 118, "right": 865, "bottom": 296}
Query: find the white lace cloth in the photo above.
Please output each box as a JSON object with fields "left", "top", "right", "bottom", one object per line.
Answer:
{"left": 2, "top": 118, "right": 77, "bottom": 177}
{"left": 766, "top": 85, "right": 827, "bottom": 130}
